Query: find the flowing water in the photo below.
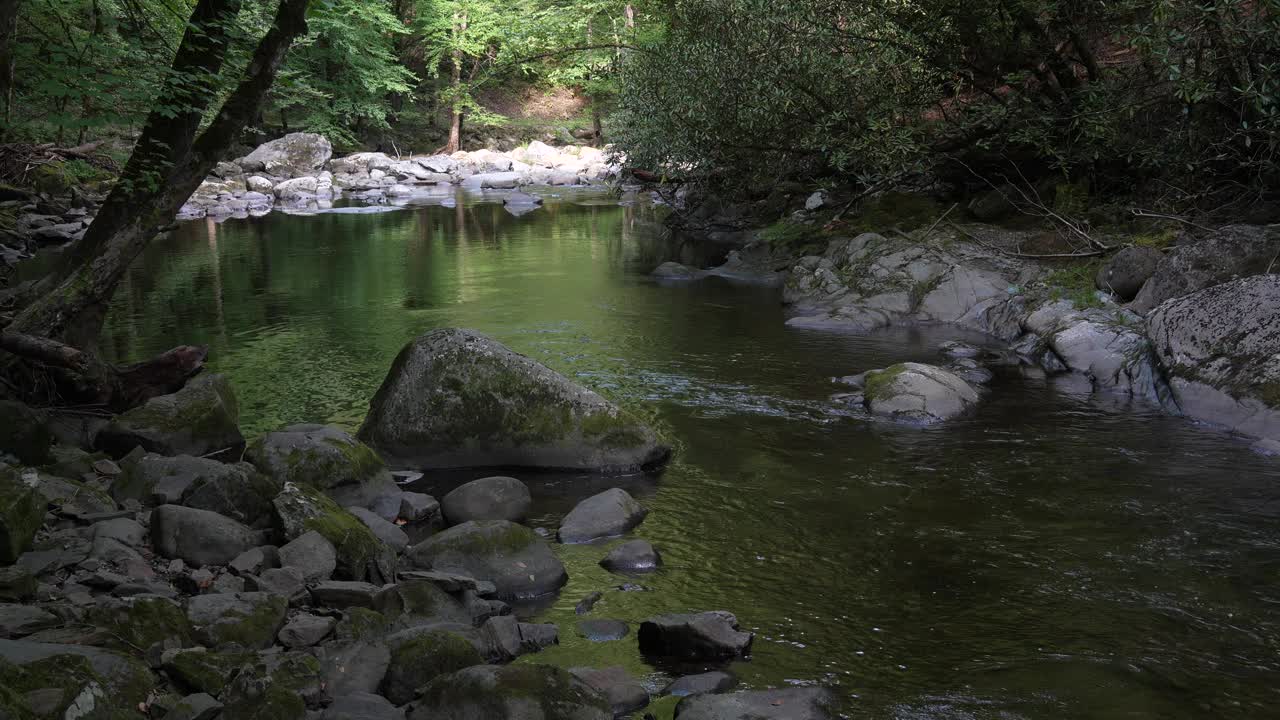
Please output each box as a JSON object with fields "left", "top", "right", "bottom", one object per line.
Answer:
{"left": 103, "top": 188, "right": 1280, "bottom": 719}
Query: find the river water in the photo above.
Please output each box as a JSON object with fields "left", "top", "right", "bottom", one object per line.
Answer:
{"left": 103, "top": 189, "right": 1280, "bottom": 719}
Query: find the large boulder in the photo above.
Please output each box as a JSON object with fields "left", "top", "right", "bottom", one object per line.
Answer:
{"left": 0, "top": 468, "right": 42, "bottom": 564}
{"left": 558, "top": 488, "right": 647, "bottom": 544}
{"left": 0, "top": 640, "right": 154, "bottom": 716}
{"left": 381, "top": 627, "right": 484, "bottom": 705}
{"left": 186, "top": 593, "right": 288, "bottom": 649}
{"left": 861, "top": 363, "right": 979, "bottom": 424}
{"left": 356, "top": 329, "right": 669, "bottom": 472}
{"left": 638, "top": 612, "right": 754, "bottom": 660}
{"left": 113, "top": 454, "right": 278, "bottom": 527}
{"left": 674, "top": 688, "right": 837, "bottom": 720}
{"left": 1130, "top": 224, "right": 1279, "bottom": 314}
{"left": 1096, "top": 246, "right": 1164, "bottom": 301}
{"left": 1147, "top": 274, "right": 1280, "bottom": 440}
{"left": 407, "top": 664, "right": 611, "bottom": 720}
{"left": 245, "top": 424, "right": 390, "bottom": 504}
{"left": 404, "top": 520, "right": 567, "bottom": 600}
{"left": 568, "top": 666, "right": 650, "bottom": 717}
{"left": 151, "top": 505, "right": 257, "bottom": 567}
{"left": 97, "top": 374, "right": 244, "bottom": 458}
{"left": 238, "top": 133, "right": 333, "bottom": 176}
{"left": 272, "top": 483, "right": 395, "bottom": 583}
{"left": 440, "top": 476, "right": 532, "bottom": 525}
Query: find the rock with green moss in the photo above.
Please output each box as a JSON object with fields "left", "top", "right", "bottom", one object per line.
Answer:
{"left": 245, "top": 425, "right": 391, "bottom": 505}
{"left": 165, "top": 649, "right": 253, "bottom": 695}
{"left": 220, "top": 685, "right": 306, "bottom": 720}
{"left": 31, "top": 472, "right": 116, "bottom": 516}
{"left": 0, "top": 401, "right": 53, "bottom": 465}
{"left": 113, "top": 454, "right": 279, "bottom": 527}
{"left": 356, "top": 329, "right": 669, "bottom": 472}
{"left": 1148, "top": 274, "right": 1280, "bottom": 441}
{"left": 186, "top": 592, "right": 288, "bottom": 649}
{"left": 331, "top": 608, "right": 389, "bottom": 642}
{"left": 0, "top": 468, "right": 43, "bottom": 564}
{"left": 97, "top": 374, "right": 244, "bottom": 458}
{"left": 272, "top": 483, "right": 395, "bottom": 583}
{"left": 371, "top": 580, "right": 471, "bottom": 627}
{"left": 1131, "top": 224, "right": 1280, "bottom": 315}
{"left": 381, "top": 628, "right": 484, "bottom": 704}
{"left": 861, "top": 363, "right": 979, "bottom": 424}
{"left": 221, "top": 651, "right": 324, "bottom": 710}
{"left": 404, "top": 520, "right": 567, "bottom": 600}
{"left": 152, "top": 504, "right": 257, "bottom": 567}
{"left": 0, "top": 639, "right": 154, "bottom": 715}
{"left": 408, "top": 663, "right": 611, "bottom": 720}
{"left": 87, "top": 597, "right": 195, "bottom": 652}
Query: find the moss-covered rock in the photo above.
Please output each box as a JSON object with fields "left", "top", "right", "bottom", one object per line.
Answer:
{"left": 0, "top": 566, "right": 37, "bottom": 603}
{"left": 220, "top": 685, "right": 305, "bottom": 720}
{"left": 0, "top": 640, "right": 154, "bottom": 716}
{"left": 31, "top": 472, "right": 116, "bottom": 516}
{"left": 357, "top": 329, "right": 669, "bottom": 472}
{"left": 97, "top": 374, "right": 244, "bottom": 458}
{"left": 113, "top": 454, "right": 279, "bottom": 527}
{"left": 404, "top": 520, "right": 567, "bottom": 600}
{"left": 372, "top": 580, "right": 471, "bottom": 626}
{"left": 186, "top": 593, "right": 288, "bottom": 650}
{"left": 408, "top": 664, "right": 611, "bottom": 720}
{"left": 272, "top": 482, "right": 394, "bottom": 583}
{"left": 332, "top": 607, "right": 389, "bottom": 642}
{"left": 88, "top": 597, "right": 195, "bottom": 652}
{"left": 221, "top": 652, "right": 323, "bottom": 710}
{"left": 381, "top": 628, "right": 484, "bottom": 704}
{"left": 245, "top": 424, "right": 386, "bottom": 494}
{"left": 0, "top": 401, "right": 53, "bottom": 465}
{"left": 0, "top": 468, "right": 43, "bottom": 564}
{"left": 165, "top": 649, "right": 253, "bottom": 696}
{"left": 862, "top": 363, "right": 980, "bottom": 424}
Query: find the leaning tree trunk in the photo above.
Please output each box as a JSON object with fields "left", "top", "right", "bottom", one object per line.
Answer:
{"left": 0, "top": 0, "right": 19, "bottom": 130}
{"left": 0, "top": 0, "right": 311, "bottom": 410}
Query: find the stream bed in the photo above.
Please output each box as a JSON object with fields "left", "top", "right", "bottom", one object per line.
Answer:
{"left": 103, "top": 188, "right": 1280, "bottom": 719}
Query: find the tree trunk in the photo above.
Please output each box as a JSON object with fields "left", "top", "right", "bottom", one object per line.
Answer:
{"left": 0, "top": 0, "right": 18, "bottom": 131}
{"left": 1, "top": 0, "right": 312, "bottom": 409}
{"left": 443, "top": 11, "right": 467, "bottom": 154}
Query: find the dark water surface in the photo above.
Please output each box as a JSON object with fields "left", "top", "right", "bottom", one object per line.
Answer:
{"left": 104, "top": 189, "right": 1280, "bottom": 719}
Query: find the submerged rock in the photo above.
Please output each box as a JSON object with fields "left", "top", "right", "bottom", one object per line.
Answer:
{"left": 408, "top": 664, "right": 611, "bottom": 720}
{"left": 559, "top": 488, "right": 648, "bottom": 544}
{"left": 1147, "top": 274, "right": 1280, "bottom": 440}
{"left": 357, "top": 328, "right": 669, "bottom": 472}
{"left": 664, "top": 671, "right": 737, "bottom": 697}
{"left": 440, "top": 476, "right": 532, "bottom": 525}
{"left": 97, "top": 374, "right": 244, "bottom": 458}
{"left": 404, "top": 520, "right": 567, "bottom": 599}
{"left": 674, "top": 687, "right": 837, "bottom": 720}
{"left": 653, "top": 261, "right": 708, "bottom": 280}
{"left": 599, "top": 539, "right": 662, "bottom": 573}
{"left": 861, "top": 363, "right": 979, "bottom": 424}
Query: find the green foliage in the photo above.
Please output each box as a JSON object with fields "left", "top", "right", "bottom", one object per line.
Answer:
{"left": 1045, "top": 260, "right": 1106, "bottom": 309}
{"left": 759, "top": 219, "right": 826, "bottom": 253}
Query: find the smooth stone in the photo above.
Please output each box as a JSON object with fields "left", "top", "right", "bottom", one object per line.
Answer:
{"left": 569, "top": 666, "right": 650, "bottom": 717}
{"left": 440, "top": 476, "right": 532, "bottom": 525}
{"left": 559, "top": 488, "right": 647, "bottom": 544}
{"left": 576, "top": 618, "right": 629, "bottom": 641}
{"left": 278, "top": 612, "right": 336, "bottom": 648}
{"left": 599, "top": 539, "right": 662, "bottom": 573}
{"left": 664, "top": 671, "right": 738, "bottom": 697}
{"left": 310, "top": 581, "right": 382, "bottom": 610}
{"left": 150, "top": 504, "right": 256, "bottom": 567}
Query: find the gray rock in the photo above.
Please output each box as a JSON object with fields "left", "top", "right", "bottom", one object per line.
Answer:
{"left": 1096, "top": 245, "right": 1164, "bottom": 300}
{"left": 318, "top": 640, "right": 391, "bottom": 696}
{"left": 271, "top": 482, "right": 395, "bottom": 584}
{"left": 968, "top": 184, "right": 1017, "bottom": 221}
{"left": 168, "top": 693, "right": 223, "bottom": 720}
{"left": 0, "top": 603, "right": 59, "bottom": 638}
{"left": 381, "top": 626, "right": 485, "bottom": 705}
{"left": 575, "top": 591, "right": 603, "bottom": 615}
{"left": 664, "top": 671, "right": 737, "bottom": 697}
{"left": 244, "top": 566, "right": 307, "bottom": 601}
{"left": 394, "top": 569, "right": 488, "bottom": 594}
{"left": 238, "top": 132, "right": 333, "bottom": 176}
{"left": 861, "top": 363, "right": 979, "bottom": 424}
{"left": 346, "top": 506, "right": 409, "bottom": 551}
{"left": 0, "top": 566, "right": 36, "bottom": 602}
{"left": 576, "top": 618, "right": 629, "bottom": 641}
{"left": 674, "top": 688, "right": 837, "bottom": 720}
{"left": 311, "top": 581, "right": 381, "bottom": 609}
{"left": 371, "top": 580, "right": 472, "bottom": 626}
{"left": 398, "top": 492, "right": 441, "bottom": 524}
{"left": 503, "top": 191, "right": 544, "bottom": 206}
{"left": 599, "top": 539, "right": 662, "bottom": 573}
{"left": 97, "top": 374, "right": 244, "bottom": 458}
{"left": 151, "top": 504, "right": 256, "bottom": 567}
{"left": 653, "top": 262, "right": 708, "bottom": 280}
{"left": 278, "top": 531, "right": 338, "bottom": 582}
{"left": 1131, "top": 225, "right": 1278, "bottom": 314}
{"left": 405, "top": 520, "right": 567, "bottom": 600}
{"left": 92, "top": 517, "right": 145, "bottom": 548}
{"left": 322, "top": 692, "right": 404, "bottom": 720}
{"left": 569, "top": 666, "right": 650, "bottom": 717}
{"left": 1147, "top": 274, "right": 1280, "bottom": 440}
{"left": 356, "top": 329, "right": 669, "bottom": 472}
{"left": 440, "top": 476, "right": 532, "bottom": 525}
{"left": 638, "top": 611, "right": 754, "bottom": 660}
{"left": 185, "top": 592, "right": 287, "bottom": 649}
{"left": 408, "top": 664, "right": 611, "bottom": 720}
{"left": 0, "top": 639, "right": 153, "bottom": 712}
{"left": 245, "top": 424, "right": 389, "bottom": 495}
{"left": 229, "top": 546, "right": 278, "bottom": 577}
{"left": 0, "top": 468, "right": 43, "bottom": 564}
{"left": 247, "top": 175, "right": 275, "bottom": 193}
{"left": 471, "top": 171, "right": 521, "bottom": 189}
{"left": 804, "top": 191, "right": 826, "bottom": 211}
{"left": 559, "top": 488, "right": 647, "bottom": 543}
{"left": 0, "top": 401, "right": 53, "bottom": 464}
{"left": 417, "top": 154, "right": 456, "bottom": 174}
{"left": 278, "top": 613, "right": 336, "bottom": 648}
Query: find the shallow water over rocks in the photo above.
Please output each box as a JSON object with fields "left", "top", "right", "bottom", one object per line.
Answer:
{"left": 104, "top": 188, "right": 1280, "bottom": 718}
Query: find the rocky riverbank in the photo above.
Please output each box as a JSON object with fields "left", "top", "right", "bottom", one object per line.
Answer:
{"left": 0, "top": 329, "right": 841, "bottom": 720}
{"left": 656, "top": 216, "right": 1279, "bottom": 450}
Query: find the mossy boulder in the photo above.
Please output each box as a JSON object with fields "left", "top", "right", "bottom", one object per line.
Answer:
{"left": 272, "top": 482, "right": 395, "bottom": 583}
{"left": 0, "top": 401, "right": 53, "bottom": 465}
{"left": 0, "top": 640, "right": 154, "bottom": 716}
{"left": 186, "top": 592, "right": 288, "bottom": 649}
{"left": 1131, "top": 224, "right": 1280, "bottom": 314}
{"left": 356, "top": 329, "right": 669, "bottom": 472}
{"left": 114, "top": 454, "right": 279, "bottom": 527}
{"left": 165, "top": 649, "right": 253, "bottom": 696}
{"left": 88, "top": 597, "right": 195, "bottom": 652}
{"left": 404, "top": 520, "right": 567, "bottom": 600}
{"left": 331, "top": 607, "right": 389, "bottom": 642}
{"left": 221, "top": 651, "right": 323, "bottom": 711}
{"left": 371, "top": 580, "right": 471, "bottom": 627}
{"left": 151, "top": 504, "right": 257, "bottom": 567}
{"left": 861, "top": 363, "right": 980, "bottom": 424}
{"left": 408, "top": 664, "right": 611, "bottom": 720}
{"left": 97, "top": 374, "right": 244, "bottom": 458}
{"left": 220, "top": 685, "right": 305, "bottom": 720}
{"left": 31, "top": 472, "right": 116, "bottom": 516}
{"left": 245, "top": 425, "right": 389, "bottom": 502}
{"left": 0, "top": 468, "right": 43, "bottom": 564}
{"left": 381, "top": 628, "right": 484, "bottom": 704}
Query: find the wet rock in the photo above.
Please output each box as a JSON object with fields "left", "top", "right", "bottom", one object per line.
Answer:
{"left": 1131, "top": 224, "right": 1279, "bottom": 314}
{"left": 1027, "top": 302, "right": 1167, "bottom": 400}
{"left": 405, "top": 520, "right": 568, "bottom": 599}
{"left": 559, "top": 488, "right": 648, "bottom": 543}
{"left": 861, "top": 363, "right": 979, "bottom": 424}
{"left": 278, "top": 531, "right": 337, "bottom": 582}
{"left": 186, "top": 592, "right": 288, "bottom": 649}
{"left": 569, "top": 666, "right": 650, "bottom": 717}
{"left": 663, "top": 671, "right": 737, "bottom": 697}
{"left": 0, "top": 401, "right": 53, "bottom": 464}
{"left": 576, "top": 618, "right": 629, "bottom": 641}
{"left": 151, "top": 504, "right": 256, "bottom": 567}
{"left": 576, "top": 590, "right": 604, "bottom": 615}
{"left": 0, "top": 468, "right": 44, "bottom": 563}
{"left": 238, "top": 133, "right": 333, "bottom": 176}
{"left": 322, "top": 692, "right": 404, "bottom": 720}
{"left": 310, "top": 581, "right": 381, "bottom": 610}
{"left": 97, "top": 374, "right": 244, "bottom": 458}
{"left": 599, "top": 539, "right": 662, "bottom": 573}
{"left": 1096, "top": 246, "right": 1163, "bottom": 301}
{"left": 945, "top": 358, "right": 994, "bottom": 385}
{"left": 346, "top": 506, "right": 409, "bottom": 551}
{"left": 272, "top": 482, "right": 395, "bottom": 583}
{"left": 381, "top": 627, "right": 484, "bottom": 704}
{"left": 440, "top": 476, "right": 532, "bottom": 525}
{"left": 1147, "top": 274, "right": 1280, "bottom": 440}
{"left": 674, "top": 688, "right": 837, "bottom": 720}
{"left": 638, "top": 611, "right": 754, "bottom": 660}
{"left": 653, "top": 262, "right": 708, "bottom": 280}
{"left": 278, "top": 613, "right": 335, "bottom": 648}
{"left": 408, "top": 664, "right": 611, "bottom": 720}
{"left": 357, "top": 328, "right": 669, "bottom": 472}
